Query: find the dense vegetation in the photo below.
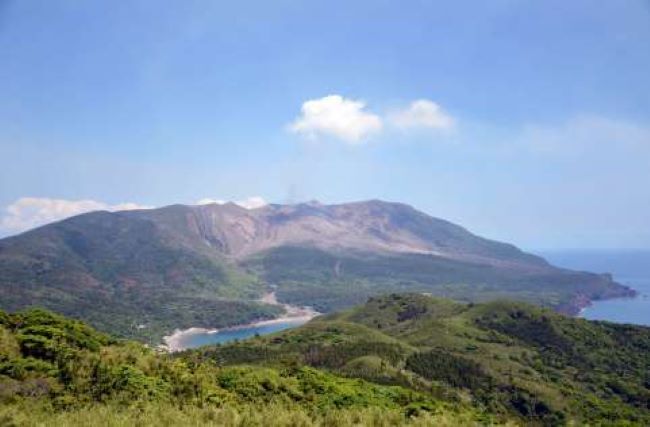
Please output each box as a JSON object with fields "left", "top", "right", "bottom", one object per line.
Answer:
{"left": 0, "top": 307, "right": 488, "bottom": 426}
{"left": 1, "top": 295, "right": 648, "bottom": 425}
{"left": 192, "top": 294, "right": 650, "bottom": 426}
{"left": 244, "top": 246, "right": 629, "bottom": 315}
{"left": 0, "top": 210, "right": 282, "bottom": 344}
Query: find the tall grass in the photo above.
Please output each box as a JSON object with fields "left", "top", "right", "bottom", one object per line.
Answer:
{"left": 0, "top": 402, "right": 499, "bottom": 427}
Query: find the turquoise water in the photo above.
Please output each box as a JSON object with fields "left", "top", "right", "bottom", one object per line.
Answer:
{"left": 538, "top": 250, "right": 650, "bottom": 326}
{"left": 174, "top": 317, "right": 311, "bottom": 350}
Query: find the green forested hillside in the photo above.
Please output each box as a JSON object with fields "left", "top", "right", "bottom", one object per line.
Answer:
{"left": 1, "top": 296, "right": 648, "bottom": 425}
{"left": 245, "top": 246, "right": 627, "bottom": 315}
{"left": 0, "top": 209, "right": 282, "bottom": 344}
{"left": 192, "top": 294, "right": 650, "bottom": 426}
{"left": 0, "top": 307, "right": 492, "bottom": 426}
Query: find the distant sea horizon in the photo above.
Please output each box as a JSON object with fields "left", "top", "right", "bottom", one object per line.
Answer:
{"left": 536, "top": 249, "right": 650, "bottom": 327}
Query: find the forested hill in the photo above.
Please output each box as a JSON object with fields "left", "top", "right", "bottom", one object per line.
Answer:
{"left": 0, "top": 306, "right": 493, "bottom": 426}
{"left": 0, "top": 295, "right": 648, "bottom": 425}
{"left": 192, "top": 294, "right": 650, "bottom": 426}
{"left": 0, "top": 200, "right": 634, "bottom": 342}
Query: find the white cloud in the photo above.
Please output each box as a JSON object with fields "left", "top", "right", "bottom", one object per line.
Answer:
{"left": 235, "top": 196, "right": 267, "bottom": 209}
{"left": 388, "top": 99, "right": 455, "bottom": 131}
{"left": 196, "top": 198, "right": 226, "bottom": 205}
{"left": 196, "top": 196, "right": 267, "bottom": 210}
{"left": 0, "top": 197, "right": 151, "bottom": 235}
{"left": 288, "top": 95, "right": 382, "bottom": 143}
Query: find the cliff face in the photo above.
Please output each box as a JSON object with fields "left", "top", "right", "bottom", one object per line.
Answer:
{"left": 0, "top": 199, "right": 633, "bottom": 337}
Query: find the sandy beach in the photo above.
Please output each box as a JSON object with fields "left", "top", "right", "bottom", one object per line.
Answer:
{"left": 162, "top": 291, "right": 319, "bottom": 352}
{"left": 161, "top": 327, "right": 220, "bottom": 352}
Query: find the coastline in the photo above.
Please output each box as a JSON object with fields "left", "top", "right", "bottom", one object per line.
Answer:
{"left": 162, "top": 291, "right": 319, "bottom": 352}
{"left": 536, "top": 249, "right": 643, "bottom": 318}
{"left": 162, "top": 327, "right": 220, "bottom": 352}
{"left": 560, "top": 286, "right": 639, "bottom": 317}
{"left": 578, "top": 290, "right": 646, "bottom": 320}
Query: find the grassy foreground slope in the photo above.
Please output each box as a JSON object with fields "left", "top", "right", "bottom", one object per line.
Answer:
{"left": 193, "top": 294, "right": 650, "bottom": 426}
{"left": 1, "top": 296, "right": 648, "bottom": 426}
{"left": 0, "top": 308, "right": 492, "bottom": 426}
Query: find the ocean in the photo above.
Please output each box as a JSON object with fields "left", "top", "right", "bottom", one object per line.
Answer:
{"left": 538, "top": 249, "right": 650, "bottom": 326}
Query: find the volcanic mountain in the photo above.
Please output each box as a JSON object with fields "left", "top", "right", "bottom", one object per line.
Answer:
{"left": 0, "top": 200, "right": 633, "bottom": 341}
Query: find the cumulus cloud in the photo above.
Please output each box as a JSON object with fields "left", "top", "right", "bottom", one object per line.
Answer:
{"left": 288, "top": 95, "right": 382, "bottom": 143}
{"left": 388, "top": 99, "right": 455, "bottom": 131}
{"left": 196, "top": 196, "right": 267, "bottom": 209}
{"left": 0, "top": 197, "right": 151, "bottom": 235}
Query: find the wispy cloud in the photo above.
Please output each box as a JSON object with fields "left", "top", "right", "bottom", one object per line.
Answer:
{"left": 196, "top": 196, "right": 267, "bottom": 209}
{"left": 0, "top": 197, "right": 151, "bottom": 235}
{"left": 520, "top": 115, "right": 650, "bottom": 155}
{"left": 196, "top": 198, "right": 226, "bottom": 205}
{"left": 388, "top": 99, "right": 455, "bottom": 131}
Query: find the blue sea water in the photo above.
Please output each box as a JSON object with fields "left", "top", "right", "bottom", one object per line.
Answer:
{"left": 173, "top": 317, "right": 311, "bottom": 350}
{"left": 537, "top": 249, "right": 650, "bottom": 326}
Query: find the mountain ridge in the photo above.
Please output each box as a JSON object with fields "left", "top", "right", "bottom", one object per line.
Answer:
{"left": 0, "top": 199, "right": 634, "bottom": 341}
{"left": 104, "top": 199, "right": 557, "bottom": 273}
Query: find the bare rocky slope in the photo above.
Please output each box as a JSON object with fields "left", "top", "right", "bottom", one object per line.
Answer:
{"left": 0, "top": 200, "right": 634, "bottom": 340}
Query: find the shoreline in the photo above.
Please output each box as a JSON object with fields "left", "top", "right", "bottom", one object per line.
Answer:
{"left": 566, "top": 288, "right": 639, "bottom": 318}
{"left": 162, "top": 292, "right": 319, "bottom": 352}
{"left": 560, "top": 280, "right": 639, "bottom": 317}
{"left": 578, "top": 291, "right": 644, "bottom": 317}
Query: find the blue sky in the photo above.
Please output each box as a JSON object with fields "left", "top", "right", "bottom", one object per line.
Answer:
{"left": 1, "top": 0, "right": 649, "bottom": 249}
